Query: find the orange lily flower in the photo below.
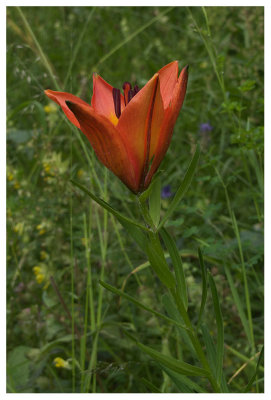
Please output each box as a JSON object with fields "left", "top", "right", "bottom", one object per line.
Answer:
{"left": 44, "top": 61, "right": 188, "bottom": 194}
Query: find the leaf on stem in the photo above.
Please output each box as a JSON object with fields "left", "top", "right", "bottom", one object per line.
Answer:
{"left": 70, "top": 179, "right": 150, "bottom": 253}
{"left": 162, "top": 293, "right": 196, "bottom": 358}
{"left": 160, "top": 228, "right": 188, "bottom": 309}
{"left": 149, "top": 176, "right": 161, "bottom": 228}
{"left": 201, "top": 324, "right": 229, "bottom": 392}
{"left": 146, "top": 233, "right": 175, "bottom": 288}
{"left": 99, "top": 280, "right": 188, "bottom": 331}
{"left": 158, "top": 144, "right": 200, "bottom": 230}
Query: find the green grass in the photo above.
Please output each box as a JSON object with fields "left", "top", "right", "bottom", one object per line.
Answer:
{"left": 7, "top": 6, "right": 263, "bottom": 393}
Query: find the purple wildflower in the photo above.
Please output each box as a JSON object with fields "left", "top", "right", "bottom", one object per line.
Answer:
{"left": 161, "top": 185, "right": 172, "bottom": 199}
{"left": 199, "top": 122, "right": 213, "bottom": 132}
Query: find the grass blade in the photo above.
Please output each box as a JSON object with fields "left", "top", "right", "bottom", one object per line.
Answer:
{"left": 158, "top": 144, "right": 200, "bottom": 230}
{"left": 197, "top": 248, "right": 208, "bottom": 329}
{"left": 224, "top": 263, "right": 251, "bottom": 343}
{"left": 208, "top": 272, "right": 224, "bottom": 387}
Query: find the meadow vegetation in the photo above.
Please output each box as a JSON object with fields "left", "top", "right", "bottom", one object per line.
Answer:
{"left": 7, "top": 6, "right": 264, "bottom": 393}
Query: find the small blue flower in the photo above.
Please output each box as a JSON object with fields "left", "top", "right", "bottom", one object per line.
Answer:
{"left": 161, "top": 185, "right": 172, "bottom": 199}
{"left": 199, "top": 122, "right": 213, "bottom": 132}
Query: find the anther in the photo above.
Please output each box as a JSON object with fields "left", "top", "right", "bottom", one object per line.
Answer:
{"left": 113, "top": 88, "right": 121, "bottom": 118}
{"left": 122, "top": 82, "right": 131, "bottom": 106}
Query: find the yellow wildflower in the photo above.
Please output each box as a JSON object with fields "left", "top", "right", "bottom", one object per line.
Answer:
{"left": 44, "top": 103, "right": 57, "bottom": 114}
{"left": 14, "top": 222, "right": 24, "bottom": 235}
{"left": 43, "top": 163, "right": 51, "bottom": 173}
{"left": 53, "top": 357, "right": 70, "bottom": 369}
{"left": 33, "top": 265, "right": 49, "bottom": 289}
{"left": 36, "top": 223, "right": 46, "bottom": 235}
{"left": 36, "top": 273, "right": 45, "bottom": 284}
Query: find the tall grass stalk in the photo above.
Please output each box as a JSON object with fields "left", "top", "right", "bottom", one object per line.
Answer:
{"left": 215, "top": 168, "right": 255, "bottom": 355}
{"left": 16, "top": 7, "right": 61, "bottom": 90}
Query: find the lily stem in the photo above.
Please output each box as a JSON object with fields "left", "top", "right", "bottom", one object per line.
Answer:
{"left": 137, "top": 195, "right": 156, "bottom": 231}
{"left": 136, "top": 195, "right": 220, "bottom": 392}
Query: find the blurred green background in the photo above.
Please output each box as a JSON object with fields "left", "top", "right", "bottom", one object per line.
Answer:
{"left": 7, "top": 6, "right": 263, "bottom": 393}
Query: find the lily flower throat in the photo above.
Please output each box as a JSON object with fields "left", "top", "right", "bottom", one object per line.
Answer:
{"left": 113, "top": 82, "right": 140, "bottom": 119}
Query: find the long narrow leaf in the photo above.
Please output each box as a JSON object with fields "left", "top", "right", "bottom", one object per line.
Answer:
{"left": 149, "top": 176, "right": 161, "bottom": 227}
{"left": 146, "top": 232, "right": 176, "bottom": 288}
{"left": 158, "top": 144, "right": 200, "bottom": 229}
{"left": 70, "top": 179, "right": 150, "bottom": 232}
{"left": 201, "top": 325, "right": 229, "bottom": 392}
{"left": 162, "top": 294, "right": 196, "bottom": 358}
{"left": 208, "top": 272, "right": 224, "bottom": 386}
{"left": 137, "top": 341, "right": 210, "bottom": 377}
{"left": 160, "top": 228, "right": 188, "bottom": 309}
{"left": 99, "top": 280, "right": 189, "bottom": 332}
{"left": 120, "top": 220, "right": 147, "bottom": 252}
{"left": 197, "top": 248, "right": 208, "bottom": 329}
{"left": 224, "top": 263, "right": 250, "bottom": 343}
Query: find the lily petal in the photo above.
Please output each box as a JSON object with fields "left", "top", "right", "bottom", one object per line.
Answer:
{"left": 44, "top": 89, "right": 90, "bottom": 129}
{"left": 157, "top": 61, "right": 178, "bottom": 109}
{"left": 117, "top": 73, "right": 164, "bottom": 190}
{"left": 66, "top": 101, "right": 138, "bottom": 193}
{"left": 144, "top": 65, "right": 189, "bottom": 188}
{"left": 91, "top": 74, "right": 125, "bottom": 126}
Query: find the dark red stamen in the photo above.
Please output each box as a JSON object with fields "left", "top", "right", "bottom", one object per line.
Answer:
{"left": 113, "top": 88, "right": 121, "bottom": 118}
{"left": 122, "top": 81, "right": 131, "bottom": 91}
{"left": 128, "top": 89, "right": 134, "bottom": 103}
{"left": 134, "top": 85, "right": 139, "bottom": 94}
{"left": 112, "top": 82, "right": 141, "bottom": 118}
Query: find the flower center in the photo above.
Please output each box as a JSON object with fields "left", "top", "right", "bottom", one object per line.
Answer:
{"left": 112, "top": 82, "right": 140, "bottom": 119}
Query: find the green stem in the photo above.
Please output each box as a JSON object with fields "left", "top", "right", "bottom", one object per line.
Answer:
{"left": 137, "top": 195, "right": 156, "bottom": 231}
{"left": 136, "top": 195, "right": 220, "bottom": 392}
{"left": 170, "top": 288, "right": 220, "bottom": 392}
